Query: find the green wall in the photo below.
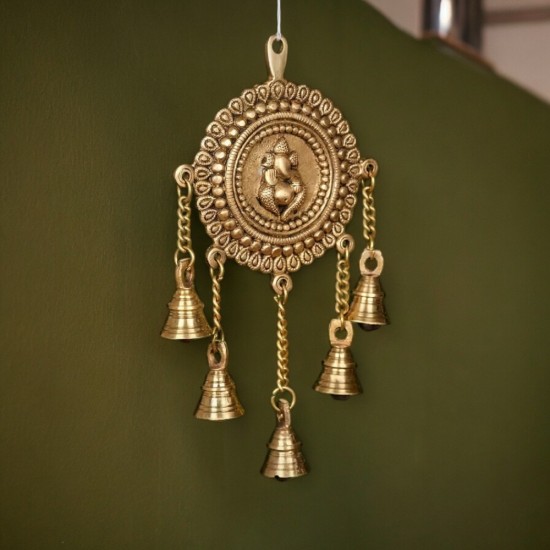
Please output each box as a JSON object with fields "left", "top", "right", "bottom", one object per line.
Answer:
{"left": 1, "top": 1, "right": 549, "bottom": 548}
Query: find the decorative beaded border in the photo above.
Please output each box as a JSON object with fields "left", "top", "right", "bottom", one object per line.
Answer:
{"left": 193, "top": 79, "right": 362, "bottom": 274}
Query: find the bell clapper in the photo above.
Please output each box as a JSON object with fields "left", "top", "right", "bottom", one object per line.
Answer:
{"left": 359, "top": 323, "right": 380, "bottom": 332}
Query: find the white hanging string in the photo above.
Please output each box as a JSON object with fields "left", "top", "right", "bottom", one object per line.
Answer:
{"left": 276, "top": 0, "right": 282, "bottom": 39}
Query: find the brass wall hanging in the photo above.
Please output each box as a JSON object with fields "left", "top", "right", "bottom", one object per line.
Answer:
{"left": 162, "top": 21, "right": 389, "bottom": 480}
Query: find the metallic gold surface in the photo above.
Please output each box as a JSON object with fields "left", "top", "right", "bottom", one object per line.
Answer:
{"left": 161, "top": 259, "right": 212, "bottom": 340}
{"left": 191, "top": 35, "right": 367, "bottom": 274}
{"left": 195, "top": 341, "right": 244, "bottom": 421}
{"left": 257, "top": 137, "right": 306, "bottom": 221}
{"left": 360, "top": 159, "right": 378, "bottom": 252}
{"left": 207, "top": 246, "right": 227, "bottom": 346}
{"left": 194, "top": 246, "right": 245, "bottom": 420}
{"left": 173, "top": 164, "right": 196, "bottom": 266}
{"left": 265, "top": 35, "right": 288, "bottom": 81}
{"left": 334, "top": 234, "right": 354, "bottom": 328}
{"left": 314, "top": 319, "right": 361, "bottom": 398}
{"left": 261, "top": 399, "right": 308, "bottom": 480}
{"left": 167, "top": 35, "right": 386, "bottom": 478}
{"left": 270, "top": 273, "right": 297, "bottom": 411}
{"left": 348, "top": 249, "right": 389, "bottom": 329}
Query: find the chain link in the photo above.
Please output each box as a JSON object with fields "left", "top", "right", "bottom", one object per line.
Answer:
{"left": 362, "top": 174, "right": 376, "bottom": 251}
{"left": 209, "top": 253, "right": 225, "bottom": 346}
{"left": 335, "top": 246, "right": 351, "bottom": 328}
{"left": 274, "top": 285, "right": 289, "bottom": 391}
{"left": 271, "top": 277, "right": 296, "bottom": 410}
{"left": 173, "top": 165, "right": 195, "bottom": 266}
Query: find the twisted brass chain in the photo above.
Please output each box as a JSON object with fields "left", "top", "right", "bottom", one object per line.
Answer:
{"left": 274, "top": 286, "right": 289, "bottom": 391}
{"left": 208, "top": 249, "right": 226, "bottom": 346}
{"left": 362, "top": 175, "right": 376, "bottom": 251}
{"left": 360, "top": 159, "right": 378, "bottom": 251}
{"left": 173, "top": 165, "right": 195, "bottom": 266}
{"left": 335, "top": 247, "right": 351, "bottom": 328}
{"left": 270, "top": 275, "right": 296, "bottom": 410}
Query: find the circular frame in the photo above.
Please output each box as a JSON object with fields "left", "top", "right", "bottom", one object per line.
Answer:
{"left": 192, "top": 78, "right": 364, "bottom": 274}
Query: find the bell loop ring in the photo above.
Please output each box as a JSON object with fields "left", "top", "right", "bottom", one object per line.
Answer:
{"left": 174, "top": 257, "right": 197, "bottom": 290}
{"left": 275, "top": 398, "right": 292, "bottom": 427}
{"left": 207, "top": 340, "right": 228, "bottom": 370}
{"left": 359, "top": 248, "right": 384, "bottom": 277}
{"left": 174, "top": 164, "right": 195, "bottom": 191}
{"left": 271, "top": 273, "right": 293, "bottom": 296}
{"left": 207, "top": 246, "right": 226, "bottom": 270}
{"left": 360, "top": 158, "right": 379, "bottom": 179}
{"left": 211, "top": 327, "right": 226, "bottom": 347}
{"left": 173, "top": 247, "right": 195, "bottom": 268}
{"left": 329, "top": 318, "right": 354, "bottom": 348}
{"left": 271, "top": 386, "right": 296, "bottom": 412}
{"left": 336, "top": 233, "right": 355, "bottom": 257}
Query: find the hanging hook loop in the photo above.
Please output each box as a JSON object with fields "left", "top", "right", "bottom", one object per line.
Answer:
{"left": 271, "top": 273, "right": 293, "bottom": 296}
{"left": 361, "top": 159, "right": 379, "bottom": 179}
{"left": 265, "top": 35, "right": 288, "bottom": 81}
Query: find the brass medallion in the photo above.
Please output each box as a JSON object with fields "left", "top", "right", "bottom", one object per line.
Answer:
{"left": 192, "top": 38, "right": 364, "bottom": 274}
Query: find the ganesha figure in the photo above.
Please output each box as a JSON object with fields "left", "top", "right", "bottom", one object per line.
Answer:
{"left": 257, "top": 137, "right": 306, "bottom": 222}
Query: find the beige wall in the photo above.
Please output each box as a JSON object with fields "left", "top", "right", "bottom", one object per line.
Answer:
{"left": 366, "top": 0, "right": 550, "bottom": 103}
{"left": 484, "top": 19, "right": 550, "bottom": 104}
{"left": 366, "top": 0, "right": 421, "bottom": 35}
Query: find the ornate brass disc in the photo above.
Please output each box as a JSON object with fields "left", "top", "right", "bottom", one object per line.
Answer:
{"left": 192, "top": 39, "right": 365, "bottom": 274}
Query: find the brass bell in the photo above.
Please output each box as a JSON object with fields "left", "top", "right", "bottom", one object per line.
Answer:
{"left": 195, "top": 341, "right": 244, "bottom": 421}
{"left": 314, "top": 319, "right": 361, "bottom": 400}
{"left": 261, "top": 398, "right": 308, "bottom": 480}
{"left": 161, "top": 259, "right": 212, "bottom": 340}
{"left": 348, "top": 249, "right": 389, "bottom": 331}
